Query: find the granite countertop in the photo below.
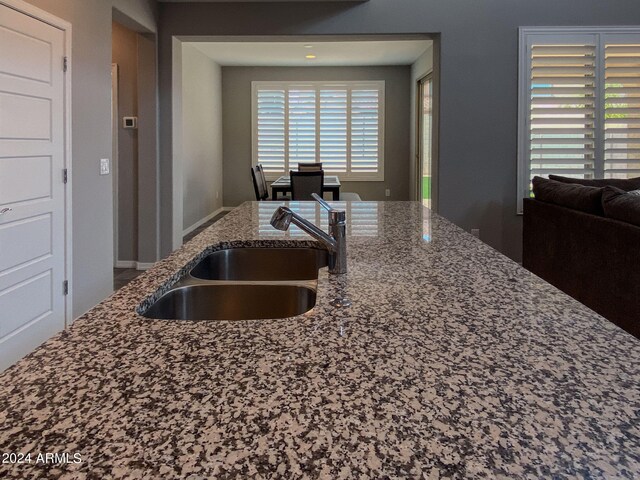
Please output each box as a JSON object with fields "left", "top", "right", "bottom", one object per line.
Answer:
{"left": 1, "top": 201, "right": 639, "bottom": 479}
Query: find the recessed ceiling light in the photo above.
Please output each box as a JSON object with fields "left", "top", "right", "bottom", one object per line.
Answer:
{"left": 305, "top": 54, "right": 316, "bottom": 60}
{"left": 304, "top": 44, "right": 313, "bottom": 49}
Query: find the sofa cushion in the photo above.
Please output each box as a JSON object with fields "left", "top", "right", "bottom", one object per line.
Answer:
{"left": 532, "top": 176, "right": 604, "bottom": 215}
{"left": 549, "top": 174, "right": 640, "bottom": 191}
{"left": 601, "top": 186, "right": 640, "bottom": 227}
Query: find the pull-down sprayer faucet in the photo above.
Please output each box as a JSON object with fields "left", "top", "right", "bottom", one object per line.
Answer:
{"left": 270, "top": 193, "right": 347, "bottom": 274}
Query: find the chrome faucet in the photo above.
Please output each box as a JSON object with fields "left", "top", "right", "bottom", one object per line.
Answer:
{"left": 270, "top": 193, "right": 347, "bottom": 274}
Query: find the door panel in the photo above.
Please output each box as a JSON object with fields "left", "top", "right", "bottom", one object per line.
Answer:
{"left": 0, "top": 271, "right": 52, "bottom": 338}
{"left": 0, "top": 214, "right": 52, "bottom": 272}
{"left": 0, "top": 92, "right": 52, "bottom": 140}
{"left": 0, "top": 4, "right": 66, "bottom": 371}
{"left": 0, "top": 156, "right": 52, "bottom": 204}
{"left": 0, "top": 21, "right": 51, "bottom": 83}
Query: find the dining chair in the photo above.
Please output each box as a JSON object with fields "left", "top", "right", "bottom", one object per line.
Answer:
{"left": 290, "top": 170, "right": 324, "bottom": 201}
{"left": 256, "top": 164, "right": 271, "bottom": 198}
{"left": 297, "top": 162, "right": 323, "bottom": 172}
{"left": 251, "top": 165, "right": 269, "bottom": 201}
{"left": 340, "top": 192, "right": 362, "bottom": 201}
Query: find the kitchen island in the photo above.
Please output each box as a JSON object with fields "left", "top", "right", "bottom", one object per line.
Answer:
{"left": 1, "top": 201, "right": 639, "bottom": 478}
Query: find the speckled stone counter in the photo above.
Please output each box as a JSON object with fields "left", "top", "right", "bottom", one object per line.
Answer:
{"left": 1, "top": 201, "right": 639, "bottom": 479}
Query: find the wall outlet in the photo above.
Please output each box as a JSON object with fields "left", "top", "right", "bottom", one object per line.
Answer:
{"left": 216, "top": 191, "right": 219, "bottom": 200}
{"left": 100, "top": 158, "right": 110, "bottom": 175}
{"left": 471, "top": 228, "right": 480, "bottom": 238}
{"left": 385, "top": 189, "right": 391, "bottom": 197}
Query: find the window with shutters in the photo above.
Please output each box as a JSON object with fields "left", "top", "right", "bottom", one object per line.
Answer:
{"left": 517, "top": 28, "right": 640, "bottom": 212}
{"left": 252, "top": 81, "right": 385, "bottom": 181}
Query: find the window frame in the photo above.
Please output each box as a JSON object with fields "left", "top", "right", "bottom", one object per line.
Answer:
{"left": 251, "top": 80, "right": 385, "bottom": 182}
{"left": 517, "top": 26, "right": 640, "bottom": 214}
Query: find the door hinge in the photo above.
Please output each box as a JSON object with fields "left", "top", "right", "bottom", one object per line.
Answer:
{"left": 63, "top": 168, "right": 68, "bottom": 184}
{"left": 63, "top": 280, "right": 69, "bottom": 295}
{"left": 63, "top": 56, "right": 68, "bottom": 73}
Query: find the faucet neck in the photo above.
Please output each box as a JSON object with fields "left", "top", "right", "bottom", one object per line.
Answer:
{"left": 309, "top": 195, "right": 347, "bottom": 275}
{"left": 287, "top": 213, "right": 337, "bottom": 253}
{"left": 312, "top": 192, "right": 346, "bottom": 230}
{"left": 269, "top": 197, "right": 347, "bottom": 275}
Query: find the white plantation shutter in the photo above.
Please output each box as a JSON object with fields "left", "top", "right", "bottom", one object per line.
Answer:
{"left": 528, "top": 44, "right": 596, "bottom": 178}
{"left": 604, "top": 43, "right": 640, "bottom": 177}
{"left": 256, "top": 89, "right": 285, "bottom": 174}
{"left": 518, "top": 29, "right": 640, "bottom": 213}
{"left": 319, "top": 89, "right": 348, "bottom": 172}
{"left": 351, "top": 88, "right": 381, "bottom": 173}
{"left": 288, "top": 89, "right": 316, "bottom": 170}
{"left": 253, "top": 81, "right": 384, "bottom": 180}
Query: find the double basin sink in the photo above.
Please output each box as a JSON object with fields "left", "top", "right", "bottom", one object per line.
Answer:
{"left": 142, "top": 247, "right": 328, "bottom": 321}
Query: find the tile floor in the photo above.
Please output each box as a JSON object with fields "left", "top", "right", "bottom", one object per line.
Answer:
{"left": 183, "top": 211, "right": 229, "bottom": 243}
{"left": 113, "top": 268, "right": 141, "bottom": 291}
{"left": 113, "top": 211, "right": 229, "bottom": 291}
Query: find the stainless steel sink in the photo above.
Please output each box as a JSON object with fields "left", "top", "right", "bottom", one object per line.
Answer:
{"left": 190, "top": 247, "right": 328, "bottom": 281}
{"left": 141, "top": 245, "right": 329, "bottom": 321}
{"left": 142, "top": 284, "right": 316, "bottom": 321}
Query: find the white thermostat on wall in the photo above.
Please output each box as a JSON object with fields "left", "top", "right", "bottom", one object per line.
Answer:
{"left": 122, "top": 116, "right": 138, "bottom": 129}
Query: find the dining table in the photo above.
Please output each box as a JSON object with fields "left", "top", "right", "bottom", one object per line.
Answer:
{"left": 270, "top": 175, "right": 341, "bottom": 200}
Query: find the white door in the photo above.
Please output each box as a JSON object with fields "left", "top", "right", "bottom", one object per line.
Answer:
{"left": 0, "top": 4, "right": 67, "bottom": 371}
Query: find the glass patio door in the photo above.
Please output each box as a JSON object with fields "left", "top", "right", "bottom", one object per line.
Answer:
{"left": 418, "top": 74, "right": 433, "bottom": 208}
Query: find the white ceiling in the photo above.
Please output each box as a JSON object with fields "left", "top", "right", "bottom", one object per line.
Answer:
{"left": 188, "top": 40, "right": 432, "bottom": 67}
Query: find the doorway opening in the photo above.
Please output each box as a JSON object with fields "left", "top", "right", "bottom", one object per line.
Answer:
{"left": 112, "top": 20, "right": 140, "bottom": 289}
{"left": 418, "top": 73, "right": 434, "bottom": 209}
{"left": 111, "top": 63, "right": 119, "bottom": 266}
{"left": 111, "top": 11, "right": 159, "bottom": 290}
{"left": 168, "top": 34, "right": 436, "bottom": 253}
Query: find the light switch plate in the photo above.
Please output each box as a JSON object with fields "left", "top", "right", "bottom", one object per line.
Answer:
{"left": 100, "top": 158, "right": 110, "bottom": 175}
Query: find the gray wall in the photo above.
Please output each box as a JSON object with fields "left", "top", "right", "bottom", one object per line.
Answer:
{"left": 112, "top": 0, "right": 155, "bottom": 33}
{"left": 136, "top": 32, "right": 159, "bottom": 265}
{"left": 25, "top": 0, "right": 157, "bottom": 317}
{"left": 181, "top": 44, "right": 224, "bottom": 230}
{"left": 221, "top": 65, "right": 411, "bottom": 207}
{"left": 158, "top": 0, "right": 640, "bottom": 261}
{"left": 112, "top": 21, "right": 138, "bottom": 262}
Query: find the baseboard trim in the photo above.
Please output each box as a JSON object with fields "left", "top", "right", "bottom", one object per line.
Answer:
{"left": 115, "top": 260, "right": 154, "bottom": 271}
{"left": 182, "top": 207, "right": 227, "bottom": 236}
{"left": 115, "top": 260, "right": 136, "bottom": 269}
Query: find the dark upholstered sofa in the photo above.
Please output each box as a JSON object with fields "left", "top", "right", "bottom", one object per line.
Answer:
{"left": 523, "top": 177, "right": 640, "bottom": 339}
